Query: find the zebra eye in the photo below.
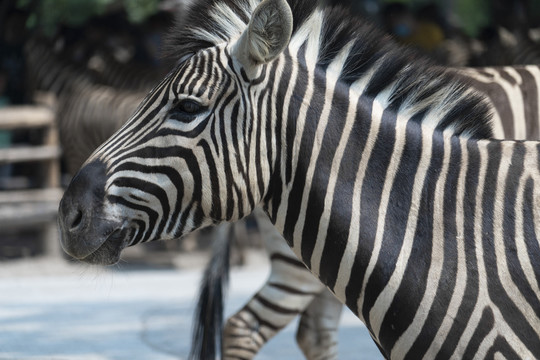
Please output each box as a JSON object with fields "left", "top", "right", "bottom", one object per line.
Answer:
{"left": 178, "top": 99, "right": 202, "bottom": 114}
{"left": 167, "top": 99, "right": 205, "bottom": 123}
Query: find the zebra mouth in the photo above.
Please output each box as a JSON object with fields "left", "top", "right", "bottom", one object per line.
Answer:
{"left": 81, "top": 227, "right": 130, "bottom": 265}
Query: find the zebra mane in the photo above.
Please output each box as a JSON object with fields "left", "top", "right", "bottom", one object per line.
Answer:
{"left": 166, "top": 0, "right": 492, "bottom": 139}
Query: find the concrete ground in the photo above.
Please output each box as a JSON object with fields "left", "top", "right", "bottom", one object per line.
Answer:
{"left": 0, "top": 255, "right": 383, "bottom": 360}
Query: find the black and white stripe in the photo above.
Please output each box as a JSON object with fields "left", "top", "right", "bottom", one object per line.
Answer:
{"left": 454, "top": 65, "right": 540, "bottom": 140}
{"left": 59, "top": 0, "right": 540, "bottom": 358}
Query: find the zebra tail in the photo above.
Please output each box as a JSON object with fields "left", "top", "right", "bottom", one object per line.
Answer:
{"left": 188, "top": 223, "right": 232, "bottom": 360}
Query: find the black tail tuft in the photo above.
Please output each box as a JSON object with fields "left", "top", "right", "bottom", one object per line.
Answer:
{"left": 188, "top": 223, "right": 232, "bottom": 360}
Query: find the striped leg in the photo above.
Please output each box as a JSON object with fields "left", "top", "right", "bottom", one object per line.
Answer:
{"left": 223, "top": 209, "right": 328, "bottom": 359}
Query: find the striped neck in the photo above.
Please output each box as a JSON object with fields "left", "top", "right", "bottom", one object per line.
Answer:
{"left": 263, "top": 50, "right": 540, "bottom": 356}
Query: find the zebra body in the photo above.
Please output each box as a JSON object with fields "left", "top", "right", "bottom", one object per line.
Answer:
{"left": 218, "top": 63, "right": 540, "bottom": 359}
{"left": 58, "top": 0, "right": 540, "bottom": 358}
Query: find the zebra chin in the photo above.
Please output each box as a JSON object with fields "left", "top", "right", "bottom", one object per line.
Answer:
{"left": 58, "top": 160, "right": 132, "bottom": 265}
{"left": 61, "top": 226, "right": 131, "bottom": 265}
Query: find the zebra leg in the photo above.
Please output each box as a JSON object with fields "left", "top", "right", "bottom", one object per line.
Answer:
{"left": 223, "top": 208, "right": 326, "bottom": 359}
{"left": 222, "top": 254, "right": 324, "bottom": 359}
{"left": 296, "top": 289, "right": 343, "bottom": 360}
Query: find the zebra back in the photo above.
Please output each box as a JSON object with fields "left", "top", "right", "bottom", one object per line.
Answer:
{"left": 452, "top": 65, "right": 540, "bottom": 140}
{"left": 24, "top": 36, "right": 95, "bottom": 98}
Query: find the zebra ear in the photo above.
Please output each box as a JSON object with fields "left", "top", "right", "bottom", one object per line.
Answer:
{"left": 233, "top": 0, "right": 293, "bottom": 72}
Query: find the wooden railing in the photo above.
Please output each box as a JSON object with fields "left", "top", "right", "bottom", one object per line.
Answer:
{"left": 0, "top": 105, "right": 62, "bottom": 257}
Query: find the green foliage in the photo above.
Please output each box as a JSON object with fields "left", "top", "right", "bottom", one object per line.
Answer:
{"left": 17, "top": 0, "right": 160, "bottom": 36}
{"left": 123, "top": 0, "right": 159, "bottom": 23}
{"left": 380, "top": 0, "right": 493, "bottom": 38}
{"left": 455, "top": 0, "right": 491, "bottom": 37}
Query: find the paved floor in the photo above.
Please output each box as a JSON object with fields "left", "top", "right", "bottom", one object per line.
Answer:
{"left": 0, "top": 259, "right": 383, "bottom": 359}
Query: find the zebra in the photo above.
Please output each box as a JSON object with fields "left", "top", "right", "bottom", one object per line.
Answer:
{"left": 57, "top": 0, "right": 540, "bottom": 358}
{"left": 470, "top": 27, "right": 540, "bottom": 67}
{"left": 26, "top": 11, "right": 540, "bottom": 360}
{"left": 41, "top": 39, "right": 540, "bottom": 357}
{"left": 47, "top": 43, "right": 540, "bottom": 357}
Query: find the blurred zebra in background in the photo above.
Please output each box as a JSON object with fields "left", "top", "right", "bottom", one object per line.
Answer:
{"left": 452, "top": 65, "right": 540, "bottom": 140}
{"left": 24, "top": 36, "right": 163, "bottom": 174}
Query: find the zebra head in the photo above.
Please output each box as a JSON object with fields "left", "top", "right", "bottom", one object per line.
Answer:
{"left": 58, "top": 0, "right": 293, "bottom": 264}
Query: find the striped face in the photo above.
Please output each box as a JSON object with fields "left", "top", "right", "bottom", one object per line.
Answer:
{"left": 58, "top": 45, "right": 272, "bottom": 264}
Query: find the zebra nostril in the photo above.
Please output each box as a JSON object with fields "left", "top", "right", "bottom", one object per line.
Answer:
{"left": 70, "top": 208, "right": 83, "bottom": 230}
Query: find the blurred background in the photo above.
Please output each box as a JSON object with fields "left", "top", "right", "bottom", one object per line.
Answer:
{"left": 0, "top": 0, "right": 540, "bottom": 359}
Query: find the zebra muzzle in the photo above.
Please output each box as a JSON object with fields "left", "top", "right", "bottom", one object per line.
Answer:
{"left": 58, "top": 160, "right": 128, "bottom": 264}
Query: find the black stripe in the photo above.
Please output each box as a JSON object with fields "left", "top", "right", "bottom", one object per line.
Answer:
{"left": 285, "top": 43, "right": 308, "bottom": 185}
{"left": 283, "top": 48, "right": 323, "bottom": 255}
{"left": 197, "top": 139, "right": 222, "bottom": 220}
{"left": 482, "top": 143, "right": 540, "bottom": 354}
{"left": 107, "top": 195, "right": 158, "bottom": 243}
{"left": 267, "top": 282, "right": 321, "bottom": 296}
{"left": 111, "top": 176, "right": 170, "bottom": 236}
{"left": 266, "top": 52, "right": 292, "bottom": 218}
{"left": 315, "top": 81, "right": 354, "bottom": 290}
{"left": 502, "top": 144, "right": 540, "bottom": 314}
{"left": 516, "top": 68, "right": 540, "bottom": 139}
{"left": 254, "top": 294, "right": 302, "bottom": 315}
{"left": 243, "top": 305, "right": 278, "bottom": 333}
{"left": 269, "top": 253, "right": 306, "bottom": 268}
{"left": 458, "top": 70, "right": 515, "bottom": 138}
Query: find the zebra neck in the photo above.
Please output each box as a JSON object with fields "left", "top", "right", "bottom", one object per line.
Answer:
{"left": 267, "top": 93, "right": 540, "bottom": 343}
